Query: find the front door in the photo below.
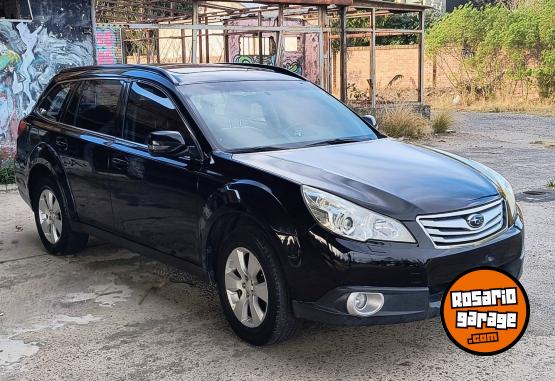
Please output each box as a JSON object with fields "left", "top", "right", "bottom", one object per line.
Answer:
{"left": 109, "top": 81, "right": 202, "bottom": 264}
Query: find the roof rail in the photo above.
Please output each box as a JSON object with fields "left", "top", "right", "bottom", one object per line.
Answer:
{"left": 59, "top": 64, "right": 180, "bottom": 85}
{"left": 228, "top": 63, "right": 307, "bottom": 81}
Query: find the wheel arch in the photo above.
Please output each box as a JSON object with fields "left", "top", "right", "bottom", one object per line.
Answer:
{"left": 27, "top": 144, "right": 77, "bottom": 219}
{"left": 201, "top": 180, "right": 302, "bottom": 283}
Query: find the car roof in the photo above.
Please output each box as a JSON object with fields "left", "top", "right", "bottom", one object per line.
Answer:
{"left": 56, "top": 63, "right": 305, "bottom": 86}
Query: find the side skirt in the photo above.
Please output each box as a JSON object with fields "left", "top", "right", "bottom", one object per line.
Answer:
{"left": 73, "top": 221, "right": 212, "bottom": 283}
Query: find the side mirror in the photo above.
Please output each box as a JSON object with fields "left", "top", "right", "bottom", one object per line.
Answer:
{"left": 362, "top": 115, "right": 379, "bottom": 130}
{"left": 147, "top": 131, "right": 197, "bottom": 157}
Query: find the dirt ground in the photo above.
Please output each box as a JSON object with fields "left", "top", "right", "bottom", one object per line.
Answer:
{"left": 1, "top": 111, "right": 554, "bottom": 380}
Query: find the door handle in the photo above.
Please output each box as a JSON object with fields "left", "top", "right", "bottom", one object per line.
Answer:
{"left": 55, "top": 137, "right": 68, "bottom": 151}
{"left": 111, "top": 157, "right": 129, "bottom": 169}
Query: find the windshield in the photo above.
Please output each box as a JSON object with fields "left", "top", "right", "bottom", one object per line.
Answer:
{"left": 179, "top": 80, "right": 378, "bottom": 152}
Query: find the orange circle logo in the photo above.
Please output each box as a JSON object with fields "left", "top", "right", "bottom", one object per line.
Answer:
{"left": 441, "top": 267, "right": 529, "bottom": 355}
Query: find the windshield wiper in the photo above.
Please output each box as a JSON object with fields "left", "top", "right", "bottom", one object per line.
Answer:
{"left": 302, "top": 137, "right": 368, "bottom": 148}
{"left": 230, "top": 137, "right": 370, "bottom": 153}
{"left": 230, "top": 145, "right": 287, "bottom": 154}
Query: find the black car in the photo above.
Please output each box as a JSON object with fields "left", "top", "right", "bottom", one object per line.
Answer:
{"left": 15, "top": 64, "right": 524, "bottom": 345}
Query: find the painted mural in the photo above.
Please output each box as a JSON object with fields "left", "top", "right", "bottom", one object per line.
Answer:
{"left": 0, "top": 1, "right": 94, "bottom": 145}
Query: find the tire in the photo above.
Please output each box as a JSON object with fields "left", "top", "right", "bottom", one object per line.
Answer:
{"left": 32, "top": 176, "right": 88, "bottom": 255}
{"left": 216, "top": 225, "right": 297, "bottom": 345}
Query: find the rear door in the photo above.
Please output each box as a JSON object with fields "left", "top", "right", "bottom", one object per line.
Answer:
{"left": 56, "top": 79, "right": 125, "bottom": 230}
{"left": 109, "top": 81, "right": 202, "bottom": 263}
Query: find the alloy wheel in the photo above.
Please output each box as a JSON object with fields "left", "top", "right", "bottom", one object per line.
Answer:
{"left": 38, "top": 189, "right": 62, "bottom": 244}
{"left": 224, "top": 247, "right": 268, "bottom": 328}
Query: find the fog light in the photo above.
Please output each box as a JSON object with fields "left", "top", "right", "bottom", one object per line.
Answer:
{"left": 346, "top": 292, "right": 384, "bottom": 317}
{"left": 354, "top": 293, "right": 367, "bottom": 309}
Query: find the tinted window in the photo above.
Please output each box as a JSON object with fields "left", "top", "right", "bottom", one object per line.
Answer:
{"left": 37, "top": 83, "right": 73, "bottom": 121}
{"left": 64, "top": 80, "right": 123, "bottom": 134}
{"left": 179, "top": 80, "right": 377, "bottom": 152}
{"left": 123, "top": 82, "right": 184, "bottom": 144}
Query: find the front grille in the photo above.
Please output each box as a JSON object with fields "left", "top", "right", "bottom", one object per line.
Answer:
{"left": 417, "top": 199, "right": 506, "bottom": 248}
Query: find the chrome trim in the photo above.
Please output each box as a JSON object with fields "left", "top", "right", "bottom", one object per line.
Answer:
{"left": 416, "top": 199, "right": 507, "bottom": 249}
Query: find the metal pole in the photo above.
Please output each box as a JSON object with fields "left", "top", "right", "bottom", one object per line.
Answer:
{"left": 339, "top": 5, "right": 347, "bottom": 102}
{"left": 192, "top": 1, "right": 198, "bottom": 64}
{"left": 146, "top": 32, "right": 151, "bottom": 64}
{"left": 258, "top": 11, "right": 263, "bottom": 64}
{"left": 156, "top": 29, "right": 161, "bottom": 64}
{"left": 224, "top": 29, "right": 229, "bottom": 62}
{"left": 318, "top": 5, "right": 326, "bottom": 89}
{"left": 181, "top": 29, "right": 186, "bottom": 63}
{"left": 370, "top": 8, "right": 376, "bottom": 108}
{"left": 199, "top": 18, "right": 204, "bottom": 63}
{"left": 418, "top": 10, "right": 425, "bottom": 104}
{"left": 205, "top": 8, "right": 210, "bottom": 63}
{"left": 276, "top": 5, "right": 284, "bottom": 66}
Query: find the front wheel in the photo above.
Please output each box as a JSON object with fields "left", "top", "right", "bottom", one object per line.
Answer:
{"left": 216, "top": 225, "right": 297, "bottom": 345}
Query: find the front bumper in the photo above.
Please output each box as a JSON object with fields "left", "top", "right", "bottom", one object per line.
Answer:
{"left": 289, "top": 214, "right": 525, "bottom": 325}
{"left": 292, "top": 255, "right": 523, "bottom": 325}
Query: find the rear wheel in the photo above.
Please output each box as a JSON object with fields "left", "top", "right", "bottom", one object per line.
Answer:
{"left": 216, "top": 225, "right": 297, "bottom": 345}
{"left": 32, "top": 177, "right": 88, "bottom": 255}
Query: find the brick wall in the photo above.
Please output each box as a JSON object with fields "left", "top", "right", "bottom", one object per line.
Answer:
{"left": 332, "top": 45, "right": 458, "bottom": 101}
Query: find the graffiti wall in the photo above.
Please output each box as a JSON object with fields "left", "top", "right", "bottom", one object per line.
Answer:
{"left": 0, "top": 0, "right": 94, "bottom": 145}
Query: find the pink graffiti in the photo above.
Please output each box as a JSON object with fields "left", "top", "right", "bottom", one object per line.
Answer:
{"left": 95, "top": 31, "right": 116, "bottom": 46}
{"left": 97, "top": 50, "right": 116, "bottom": 64}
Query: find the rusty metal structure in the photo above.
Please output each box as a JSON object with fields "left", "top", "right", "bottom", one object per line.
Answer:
{"left": 95, "top": 0, "right": 429, "bottom": 106}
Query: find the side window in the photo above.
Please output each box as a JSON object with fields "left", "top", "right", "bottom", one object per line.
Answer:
{"left": 36, "top": 83, "right": 73, "bottom": 121}
{"left": 123, "top": 82, "right": 184, "bottom": 144}
{"left": 64, "top": 80, "right": 123, "bottom": 135}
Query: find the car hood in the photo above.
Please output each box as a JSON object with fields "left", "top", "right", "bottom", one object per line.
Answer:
{"left": 231, "top": 139, "right": 500, "bottom": 220}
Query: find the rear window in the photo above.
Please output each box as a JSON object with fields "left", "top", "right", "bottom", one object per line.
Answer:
{"left": 36, "top": 83, "right": 73, "bottom": 121}
{"left": 63, "top": 80, "right": 123, "bottom": 135}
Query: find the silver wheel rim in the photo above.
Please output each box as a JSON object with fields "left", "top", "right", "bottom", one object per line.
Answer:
{"left": 38, "top": 189, "right": 62, "bottom": 244}
{"left": 224, "top": 247, "right": 268, "bottom": 328}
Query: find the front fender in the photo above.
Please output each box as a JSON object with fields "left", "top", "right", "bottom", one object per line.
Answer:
{"left": 200, "top": 179, "right": 302, "bottom": 276}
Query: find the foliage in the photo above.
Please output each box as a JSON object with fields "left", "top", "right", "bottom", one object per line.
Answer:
{"left": 547, "top": 179, "right": 555, "bottom": 189}
{"left": 376, "top": 106, "right": 432, "bottom": 139}
{"left": 347, "top": 83, "right": 369, "bottom": 100}
{"left": 426, "top": 0, "right": 555, "bottom": 100}
{"left": 0, "top": 159, "right": 15, "bottom": 185}
{"left": 0, "top": 146, "right": 15, "bottom": 185}
{"left": 431, "top": 111, "right": 455, "bottom": 133}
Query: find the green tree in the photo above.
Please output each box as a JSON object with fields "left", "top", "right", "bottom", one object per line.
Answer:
{"left": 426, "top": 0, "right": 555, "bottom": 99}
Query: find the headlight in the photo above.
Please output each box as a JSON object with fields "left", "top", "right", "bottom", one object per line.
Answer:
{"left": 301, "top": 186, "right": 415, "bottom": 243}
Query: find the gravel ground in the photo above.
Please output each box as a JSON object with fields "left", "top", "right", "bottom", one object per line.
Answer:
{"left": 0, "top": 111, "right": 554, "bottom": 381}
